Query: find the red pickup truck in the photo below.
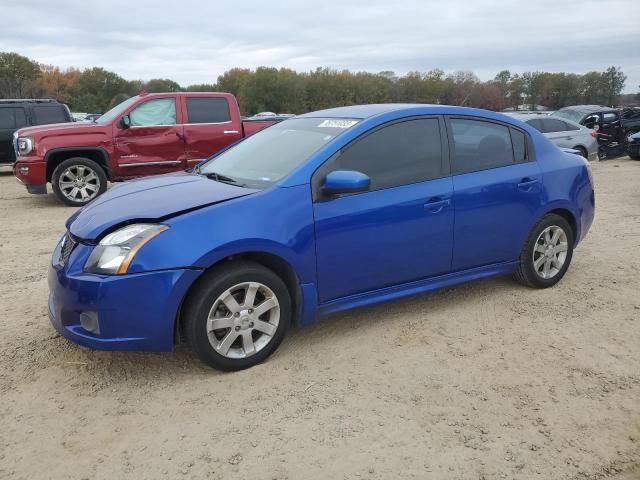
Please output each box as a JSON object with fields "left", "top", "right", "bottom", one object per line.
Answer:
{"left": 13, "top": 92, "right": 276, "bottom": 205}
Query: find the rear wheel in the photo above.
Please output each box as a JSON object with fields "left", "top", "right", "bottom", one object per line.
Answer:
{"left": 183, "top": 261, "right": 291, "bottom": 371}
{"left": 513, "top": 214, "right": 574, "bottom": 288}
{"left": 51, "top": 157, "right": 107, "bottom": 206}
{"left": 572, "top": 146, "right": 588, "bottom": 158}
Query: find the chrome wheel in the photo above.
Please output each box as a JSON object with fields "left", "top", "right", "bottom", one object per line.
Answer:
{"left": 206, "top": 282, "right": 280, "bottom": 359}
{"left": 533, "top": 225, "right": 568, "bottom": 279}
{"left": 58, "top": 165, "right": 100, "bottom": 202}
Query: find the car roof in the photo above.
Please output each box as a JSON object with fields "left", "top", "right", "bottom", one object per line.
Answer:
{"left": 559, "top": 105, "right": 615, "bottom": 113}
{"left": 298, "top": 103, "right": 440, "bottom": 119}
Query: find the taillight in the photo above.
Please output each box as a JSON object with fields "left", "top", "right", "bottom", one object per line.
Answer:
{"left": 590, "top": 130, "right": 598, "bottom": 138}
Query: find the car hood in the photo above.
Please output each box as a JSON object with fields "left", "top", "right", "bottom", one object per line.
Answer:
{"left": 67, "top": 172, "right": 258, "bottom": 240}
{"left": 17, "top": 122, "right": 107, "bottom": 138}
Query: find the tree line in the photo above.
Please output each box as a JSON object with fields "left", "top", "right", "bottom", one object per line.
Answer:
{"left": 0, "top": 51, "right": 636, "bottom": 115}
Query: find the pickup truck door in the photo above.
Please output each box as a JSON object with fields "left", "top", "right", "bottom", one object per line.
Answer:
{"left": 113, "top": 97, "right": 186, "bottom": 174}
{"left": 181, "top": 96, "right": 242, "bottom": 168}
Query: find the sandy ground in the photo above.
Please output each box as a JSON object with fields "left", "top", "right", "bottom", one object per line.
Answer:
{"left": 0, "top": 159, "right": 639, "bottom": 480}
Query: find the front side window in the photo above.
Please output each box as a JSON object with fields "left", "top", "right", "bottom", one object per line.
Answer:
{"left": 449, "top": 119, "right": 514, "bottom": 174}
{"left": 199, "top": 117, "right": 359, "bottom": 189}
{"left": 130, "top": 99, "right": 176, "bottom": 127}
{"left": 602, "top": 112, "right": 619, "bottom": 124}
{"left": 187, "top": 97, "right": 231, "bottom": 124}
{"left": 332, "top": 118, "right": 443, "bottom": 190}
{"left": 32, "top": 106, "right": 67, "bottom": 125}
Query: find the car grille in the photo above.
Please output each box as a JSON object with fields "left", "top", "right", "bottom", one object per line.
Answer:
{"left": 58, "top": 233, "right": 78, "bottom": 267}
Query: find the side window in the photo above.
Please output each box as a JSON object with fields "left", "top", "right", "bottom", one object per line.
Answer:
{"left": 602, "top": 112, "right": 619, "bottom": 124}
{"left": 562, "top": 121, "right": 580, "bottom": 131}
{"left": 541, "top": 118, "right": 569, "bottom": 133}
{"left": 130, "top": 99, "right": 176, "bottom": 127}
{"left": 526, "top": 119, "right": 544, "bottom": 132}
{"left": 186, "top": 97, "right": 231, "bottom": 124}
{"left": 0, "top": 108, "right": 26, "bottom": 129}
{"left": 510, "top": 128, "right": 527, "bottom": 163}
{"left": 334, "top": 118, "right": 443, "bottom": 190}
{"left": 31, "top": 105, "right": 67, "bottom": 125}
{"left": 449, "top": 119, "right": 514, "bottom": 174}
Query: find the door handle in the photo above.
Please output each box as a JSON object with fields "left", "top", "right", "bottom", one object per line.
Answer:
{"left": 517, "top": 177, "right": 539, "bottom": 191}
{"left": 224, "top": 130, "right": 239, "bottom": 135}
{"left": 424, "top": 198, "right": 450, "bottom": 213}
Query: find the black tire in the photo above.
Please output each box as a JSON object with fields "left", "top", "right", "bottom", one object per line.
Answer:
{"left": 513, "top": 214, "right": 574, "bottom": 289}
{"left": 572, "top": 146, "right": 588, "bottom": 158}
{"left": 630, "top": 153, "right": 640, "bottom": 160}
{"left": 51, "top": 157, "right": 107, "bottom": 207}
{"left": 182, "top": 260, "right": 291, "bottom": 371}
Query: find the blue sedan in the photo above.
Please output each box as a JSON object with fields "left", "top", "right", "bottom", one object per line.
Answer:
{"left": 48, "top": 104, "right": 595, "bottom": 370}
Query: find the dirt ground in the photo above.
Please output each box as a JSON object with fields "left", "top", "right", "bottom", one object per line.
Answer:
{"left": 0, "top": 159, "right": 639, "bottom": 480}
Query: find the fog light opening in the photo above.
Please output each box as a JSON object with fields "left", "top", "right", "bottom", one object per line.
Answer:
{"left": 79, "top": 311, "right": 100, "bottom": 335}
{"left": 19, "top": 166, "right": 29, "bottom": 175}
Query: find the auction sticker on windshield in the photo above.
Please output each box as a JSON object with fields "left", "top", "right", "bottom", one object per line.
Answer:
{"left": 317, "top": 119, "right": 359, "bottom": 128}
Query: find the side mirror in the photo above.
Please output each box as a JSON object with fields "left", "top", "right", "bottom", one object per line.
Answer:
{"left": 322, "top": 170, "right": 370, "bottom": 195}
{"left": 119, "top": 114, "right": 131, "bottom": 129}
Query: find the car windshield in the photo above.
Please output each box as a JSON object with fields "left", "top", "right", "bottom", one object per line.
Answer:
{"left": 198, "top": 117, "right": 360, "bottom": 188}
{"left": 552, "top": 109, "right": 583, "bottom": 123}
{"left": 95, "top": 96, "right": 139, "bottom": 125}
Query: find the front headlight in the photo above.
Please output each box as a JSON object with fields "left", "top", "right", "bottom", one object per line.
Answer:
{"left": 84, "top": 224, "right": 169, "bottom": 275}
{"left": 16, "top": 136, "right": 34, "bottom": 156}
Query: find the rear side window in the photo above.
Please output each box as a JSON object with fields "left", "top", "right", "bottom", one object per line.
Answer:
{"left": 602, "top": 112, "right": 619, "bottom": 123}
{"left": 510, "top": 128, "right": 527, "bottom": 162}
{"left": 562, "top": 121, "right": 580, "bottom": 131}
{"left": 187, "top": 97, "right": 231, "bottom": 124}
{"left": 449, "top": 119, "right": 514, "bottom": 174}
{"left": 542, "top": 118, "right": 569, "bottom": 133}
{"left": 335, "top": 118, "right": 443, "bottom": 190}
{"left": 31, "top": 105, "right": 68, "bottom": 125}
{"left": 0, "top": 107, "right": 27, "bottom": 129}
{"left": 526, "top": 118, "right": 544, "bottom": 132}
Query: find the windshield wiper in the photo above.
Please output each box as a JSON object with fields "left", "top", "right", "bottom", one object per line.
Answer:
{"left": 203, "top": 171, "right": 245, "bottom": 186}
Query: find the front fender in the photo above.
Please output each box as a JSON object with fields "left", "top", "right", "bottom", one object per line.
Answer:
{"left": 128, "top": 184, "right": 317, "bottom": 283}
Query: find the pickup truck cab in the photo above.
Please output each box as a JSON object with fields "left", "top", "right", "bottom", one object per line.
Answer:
{"left": 13, "top": 92, "right": 276, "bottom": 206}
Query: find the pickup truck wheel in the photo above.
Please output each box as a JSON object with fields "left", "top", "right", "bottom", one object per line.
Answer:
{"left": 52, "top": 157, "right": 107, "bottom": 206}
{"left": 183, "top": 261, "right": 291, "bottom": 371}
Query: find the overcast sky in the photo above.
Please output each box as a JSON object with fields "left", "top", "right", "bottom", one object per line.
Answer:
{"left": 2, "top": 0, "right": 639, "bottom": 92}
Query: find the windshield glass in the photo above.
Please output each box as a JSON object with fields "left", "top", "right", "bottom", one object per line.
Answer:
{"left": 95, "top": 96, "right": 139, "bottom": 125}
{"left": 551, "top": 109, "right": 583, "bottom": 123}
{"left": 199, "top": 117, "right": 360, "bottom": 188}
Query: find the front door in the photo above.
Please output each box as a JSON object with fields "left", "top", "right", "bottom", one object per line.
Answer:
{"left": 114, "top": 97, "right": 186, "bottom": 175}
{"left": 313, "top": 117, "right": 454, "bottom": 303}
{"left": 446, "top": 117, "right": 544, "bottom": 271}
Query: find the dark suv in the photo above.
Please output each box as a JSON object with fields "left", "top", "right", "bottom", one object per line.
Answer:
{"left": 0, "top": 99, "right": 73, "bottom": 165}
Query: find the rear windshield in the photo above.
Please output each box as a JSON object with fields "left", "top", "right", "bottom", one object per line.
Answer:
{"left": 199, "top": 117, "right": 359, "bottom": 189}
{"left": 551, "top": 109, "right": 583, "bottom": 123}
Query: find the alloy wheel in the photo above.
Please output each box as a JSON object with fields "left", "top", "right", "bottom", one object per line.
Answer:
{"left": 206, "top": 282, "right": 280, "bottom": 359}
{"left": 59, "top": 165, "right": 101, "bottom": 202}
{"left": 532, "top": 225, "right": 568, "bottom": 279}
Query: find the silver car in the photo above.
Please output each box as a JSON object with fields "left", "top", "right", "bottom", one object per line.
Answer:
{"left": 505, "top": 113, "right": 598, "bottom": 161}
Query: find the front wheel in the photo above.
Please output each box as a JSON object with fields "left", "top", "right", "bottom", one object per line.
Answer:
{"left": 183, "top": 261, "right": 291, "bottom": 371}
{"left": 51, "top": 157, "right": 107, "bottom": 206}
{"left": 513, "top": 214, "right": 574, "bottom": 288}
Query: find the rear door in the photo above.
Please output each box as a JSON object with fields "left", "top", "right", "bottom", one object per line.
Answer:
{"left": 113, "top": 97, "right": 186, "bottom": 174}
{"left": 182, "top": 96, "right": 242, "bottom": 169}
{"left": 447, "top": 117, "right": 543, "bottom": 271}
{"left": 540, "top": 118, "right": 576, "bottom": 148}
{"left": 0, "top": 106, "right": 28, "bottom": 164}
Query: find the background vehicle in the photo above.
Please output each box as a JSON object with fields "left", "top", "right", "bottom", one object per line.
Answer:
{"left": 0, "top": 99, "right": 72, "bottom": 166}
{"left": 12, "top": 92, "right": 277, "bottom": 206}
{"left": 505, "top": 112, "right": 598, "bottom": 161}
{"left": 49, "top": 105, "right": 595, "bottom": 371}
{"left": 552, "top": 105, "right": 640, "bottom": 159}
{"left": 628, "top": 131, "right": 640, "bottom": 159}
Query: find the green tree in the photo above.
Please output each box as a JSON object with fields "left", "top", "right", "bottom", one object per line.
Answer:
{"left": 601, "top": 66, "right": 626, "bottom": 106}
{"left": 144, "top": 78, "right": 182, "bottom": 93}
{"left": 0, "top": 52, "right": 41, "bottom": 97}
